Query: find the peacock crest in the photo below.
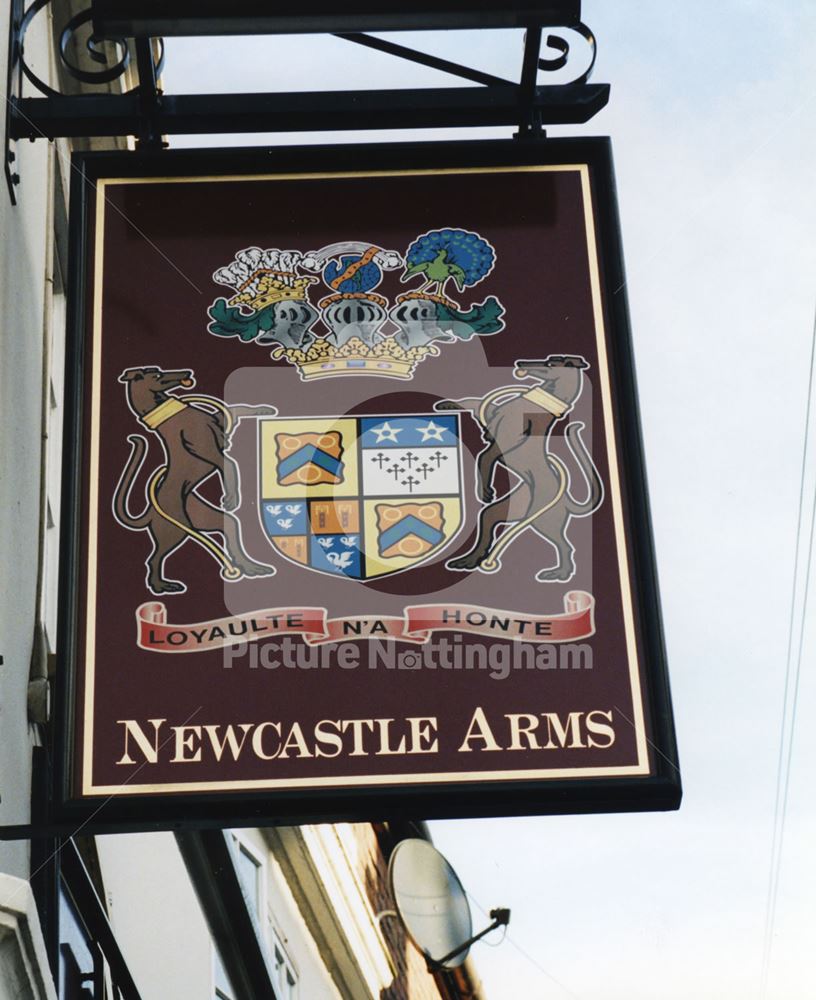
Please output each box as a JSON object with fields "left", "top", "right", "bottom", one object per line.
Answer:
{"left": 401, "top": 228, "right": 497, "bottom": 302}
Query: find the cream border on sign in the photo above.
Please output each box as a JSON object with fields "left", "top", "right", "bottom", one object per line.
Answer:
{"left": 81, "top": 163, "right": 650, "bottom": 796}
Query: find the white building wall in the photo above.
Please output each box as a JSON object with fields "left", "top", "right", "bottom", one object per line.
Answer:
{"left": 0, "top": 0, "right": 56, "bottom": 882}
{"left": 96, "top": 833, "right": 215, "bottom": 999}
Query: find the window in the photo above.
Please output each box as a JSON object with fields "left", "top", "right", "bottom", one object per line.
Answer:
{"left": 215, "top": 835, "right": 299, "bottom": 998}
{"left": 213, "top": 836, "right": 265, "bottom": 998}
{"left": 232, "top": 834, "right": 262, "bottom": 918}
{"left": 59, "top": 887, "right": 97, "bottom": 999}
{"left": 272, "top": 933, "right": 298, "bottom": 1000}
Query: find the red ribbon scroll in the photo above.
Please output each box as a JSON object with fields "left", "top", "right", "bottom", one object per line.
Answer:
{"left": 135, "top": 591, "right": 595, "bottom": 653}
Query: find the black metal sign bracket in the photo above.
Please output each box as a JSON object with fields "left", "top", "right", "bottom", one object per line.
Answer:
{"left": 5, "top": 1, "right": 607, "bottom": 203}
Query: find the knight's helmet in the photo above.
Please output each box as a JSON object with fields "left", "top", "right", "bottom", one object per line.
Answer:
{"left": 321, "top": 297, "right": 387, "bottom": 348}
{"left": 389, "top": 297, "right": 449, "bottom": 350}
{"left": 210, "top": 246, "right": 319, "bottom": 350}
{"left": 255, "top": 301, "right": 319, "bottom": 348}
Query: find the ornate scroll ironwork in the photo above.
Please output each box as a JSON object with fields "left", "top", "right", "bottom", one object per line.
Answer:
{"left": 538, "top": 23, "right": 597, "bottom": 84}
{"left": 5, "top": 0, "right": 164, "bottom": 201}
{"left": 16, "top": 0, "right": 126, "bottom": 101}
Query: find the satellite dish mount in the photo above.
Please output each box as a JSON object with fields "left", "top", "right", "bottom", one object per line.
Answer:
{"left": 425, "top": 906, "right": 511, "bottom": 973}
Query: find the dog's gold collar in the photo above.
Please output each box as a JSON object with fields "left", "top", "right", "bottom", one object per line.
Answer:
{"left": 522, "top": 386, "right": 569, "bottom": 417}
{"left": 141, "top": 397, "right": 188, "bottom": 429}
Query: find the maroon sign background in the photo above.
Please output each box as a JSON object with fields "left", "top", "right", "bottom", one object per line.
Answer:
{"left": 61, "top": 142, "right": 680, "bottom": 819}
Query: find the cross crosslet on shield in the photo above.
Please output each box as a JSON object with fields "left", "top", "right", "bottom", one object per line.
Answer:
{"left": 258, "top": 413, "right": 463, "bottom": 579}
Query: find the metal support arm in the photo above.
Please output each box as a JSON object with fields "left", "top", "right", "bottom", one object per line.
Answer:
{"left": 425, "top": 907, "right": 511, "bottom": 972}
{"left": 11, "top": 83, "right": 609, "bottom": 140}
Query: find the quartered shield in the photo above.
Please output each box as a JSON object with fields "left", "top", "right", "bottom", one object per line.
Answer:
{"left": 258, "top": 414, "right": 463, "bottom": 579}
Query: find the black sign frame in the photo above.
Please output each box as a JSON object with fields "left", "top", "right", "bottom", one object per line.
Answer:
{"left": 51, "top": 137, "right": 680, "bottom": 835}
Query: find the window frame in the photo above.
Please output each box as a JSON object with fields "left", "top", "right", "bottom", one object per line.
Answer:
{"left": 230, "top": 831, "right": 266, "bottom": 922}
{"left": 270, "top": 927, "right": 299, "bottom": 1000}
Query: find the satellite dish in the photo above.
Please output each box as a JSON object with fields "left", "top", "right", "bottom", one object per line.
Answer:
{"left": 388, "top": 838, "right": 473, "bottom": 969}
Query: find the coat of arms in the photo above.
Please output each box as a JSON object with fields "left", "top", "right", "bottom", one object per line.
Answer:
{"left": 259, "top": 413, "right": 463, "bottom": 579}
{"left": 113, "top": 226, "right": 601, "bottom": 600}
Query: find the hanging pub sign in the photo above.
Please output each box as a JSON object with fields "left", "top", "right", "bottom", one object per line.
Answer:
{"left": 58, "top": 140, "right": 680, "bottom": 828}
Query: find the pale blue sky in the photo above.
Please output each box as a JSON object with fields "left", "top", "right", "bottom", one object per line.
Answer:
{"left": 163, "top": 4, "right": 816, "bottom": 995}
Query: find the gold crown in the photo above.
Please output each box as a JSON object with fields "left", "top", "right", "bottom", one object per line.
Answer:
{"left": 229, "top": 270, "right": 317, "bottom": 311}
{"left": 270, "top": 336, "right": 441, "bottom": 381}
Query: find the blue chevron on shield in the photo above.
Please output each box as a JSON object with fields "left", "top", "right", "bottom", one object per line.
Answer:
{"left": 258, "top": 413, "right": 463, "bottom": 580}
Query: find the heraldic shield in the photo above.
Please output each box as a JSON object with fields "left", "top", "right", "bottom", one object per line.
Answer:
{"left": 259, "top": 414, "right": 464, "bottom": 580}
